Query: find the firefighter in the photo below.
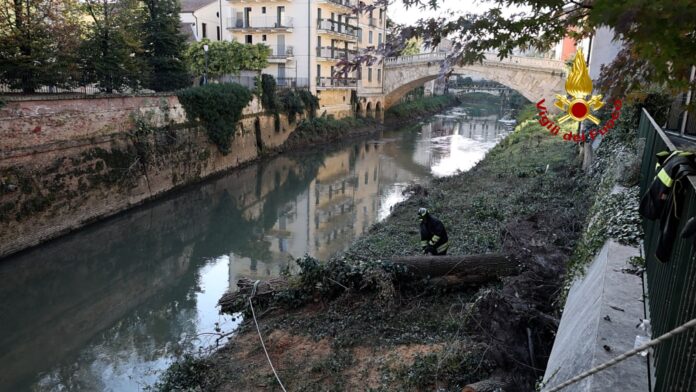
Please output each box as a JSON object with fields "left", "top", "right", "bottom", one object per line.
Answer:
{"left": 418, "top": 207, "right": 449, "bottom": 255}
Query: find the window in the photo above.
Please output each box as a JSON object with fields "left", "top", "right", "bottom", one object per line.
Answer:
{"left": 357, "top": 28, "right": 362, "bottom": 42}
{"left": 368, "top": 68, "right": 372, "bottom": 82}
{"left": 262, "top": 6, "right": 266, "bottom": 13}
{"left": 245, "top": 35, "right": 252, "bottom": 44}
{"left": 317, "top": 64, "right": 321, "bottom": 80}
{"left": 377, "top": 69, "right": 381, "bottom": 83}
{"left": 262, "top": 34, "right": 267, "bottom": 41}
{"left": 368, "top": 31, "right": 373, "bottom": 44}
{"left": 216, "top": 12, "right": 219, "bottom": 17}
{"left": 217, "top": 26, "right": 221, "bottom": 40}
{"left": 378, "top": 33, "right": 382, "bottom": 45}
{"left": 202, "top": 23, "right": 207, "bottom": 38}
{"left": 379, "top": 9, "right": 383, "bottom": 22}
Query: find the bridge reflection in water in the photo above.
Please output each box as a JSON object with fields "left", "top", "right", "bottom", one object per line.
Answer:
{"left": 0, "top": 108, "right": 511, "bottom": 391}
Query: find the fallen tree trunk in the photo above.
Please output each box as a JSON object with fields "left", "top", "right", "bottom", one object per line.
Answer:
{"left": 219, "top": 254, "right": 519, "bottom": 314}
{"left": 390, "top": 254, "right": 519, "bottom": 280}
{"left": 219, "top": 277, "right": 288, "bottom": 314}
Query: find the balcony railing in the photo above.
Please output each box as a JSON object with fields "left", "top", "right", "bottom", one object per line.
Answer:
{"left": 638, "top": 108, "right": 696, "bottom": 391}
{"left": 316, "top": 19, "right": 358, "bottom": 38}
{"left": 276, "top": 77, "right": 310, "bottom": 89}
{"left": 368, "top": 17, "right": 378, "bottom": 27}
{"left": 227, "top": 16, "right": 293, "bottom": 29}
{"left": 322, "top": 0, "right": 356, "bottom": 8}
{"left": 264, "top": 45, "right": 294, "bottom": 58}
{"left": 316, "top": 46, "right": 356, "bottom": 60}
{"left": 316, "top": 77, "right": 357, "bottom": 88}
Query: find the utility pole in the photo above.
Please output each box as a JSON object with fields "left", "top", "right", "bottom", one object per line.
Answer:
{"left": 203, "top": 44, "right": 209, "bottom": 85}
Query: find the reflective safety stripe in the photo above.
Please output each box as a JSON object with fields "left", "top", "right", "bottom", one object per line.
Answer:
{"left": 437, "top": 242, "right": 449, "bottom": 253}
{"left": 657, "top": 169, "right": 673, "bottom": 187}
{"left": 420, "top": 240, "right": 428, "bottom": 248}
{"left": 431, "top": 235, "right": 440, "bottom": 243}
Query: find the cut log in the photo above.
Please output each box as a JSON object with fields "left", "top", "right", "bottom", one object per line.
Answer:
{"left": 218, "top": 254, "right": 519, "bottom": 314}
{"left": 218, "top": 277, "right": 288, "bottom": 314}
{"left": 390, "top": 254, "right": 519, "bottom": 279}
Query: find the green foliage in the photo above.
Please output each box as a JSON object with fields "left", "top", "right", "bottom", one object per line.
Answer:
{"left": 277, "top": 89, "right": 319, "bottom": 123}
{"left": 80, "top": 0, "right": 148, "bottom": 93}
{"left": 400, "top": 37, "right": 422, "bottom": 56}
{"left": 184, "top": 39, "right": 270, "bottom": 78}
{"left": 297, "top": 89, "right": 319, "bottom": 119}
{"left": 392, "top": 0, "right": 695, "bottom": 98}
{"left": 289, "top": 116, "right": 372, "bottom": 144}
{"left": 149, "top": 354, "right": 214, "bottom": 392}
{"left": 0, "top": 0, "right": 83, "bottom": 92}
{"left": 177, "top": 83, "right": 253, "bottom": 154}
{"left": 386, "top": 95, "right": 459, "bottom": 118}
{"left": 140, "top": 0, "right": 191, "bottom": 91}
{"left": 259, "top": 74, "right": 279, "bottom": 112}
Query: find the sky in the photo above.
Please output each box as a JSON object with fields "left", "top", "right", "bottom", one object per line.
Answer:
{"left": 387, "top": 0, "right": 524, "bottom": 26}
{"left": 387, "top": 0, "right": 489, "bottom": 25}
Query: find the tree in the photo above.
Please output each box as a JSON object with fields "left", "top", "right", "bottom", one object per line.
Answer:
{"left": 184, "top": 39, "right": 271, "bottom": 79}
{"left": 141, "top": 0, "right": 190, "bottom": 91}
{"left": 0, "top": 0, "right": 83, "bottom": 93}
{"left": 80, "top": 0, "right": 148, "bottom": 93}
{"left": 400, "top": 38, "right": 421, "bottom": 56}
{"left": 359, "top": 0, "right": 696, "bottom": 98}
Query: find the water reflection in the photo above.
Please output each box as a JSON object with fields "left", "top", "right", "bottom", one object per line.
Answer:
{"left": 0, "top": 107, "right": 510, "bottom": 391}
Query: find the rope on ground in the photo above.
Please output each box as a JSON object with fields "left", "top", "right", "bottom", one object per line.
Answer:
{"left": 545, "top": 317, "right": 696, "bottom": 392}
{"left": 249, "top": 280, "right": 287, "bottom": 392}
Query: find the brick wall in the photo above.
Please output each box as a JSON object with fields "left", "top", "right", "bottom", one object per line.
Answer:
{"left": 0, "top": 94, "right": 305, "bottom": 257}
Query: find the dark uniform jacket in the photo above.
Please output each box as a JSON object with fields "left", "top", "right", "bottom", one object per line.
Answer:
{"left": 420, "top": 214, "right": 449, "bottom": 255}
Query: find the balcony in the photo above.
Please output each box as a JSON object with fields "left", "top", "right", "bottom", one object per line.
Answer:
{"left": 316, "top": 46, "right": 356, "bottom": 61}
{"left": 316, "top": 18, "right": 358, "bottom": 41}
{"left": 316, "top": 77, "right": 357, "bottom": 89}
{"left": 318, "top": 0, "right": 356, "bottom": 11}
{"left": 368, "top": 17, "right": 378, "bottom": 27}
{"left": 276, "top": 77, "right": 310, "bottom": 89}
{"left": 227, "top": 16, "right": 293, "bottom": 32}
{"left": 265, "top": 45, "right": 294, "bottom": 62}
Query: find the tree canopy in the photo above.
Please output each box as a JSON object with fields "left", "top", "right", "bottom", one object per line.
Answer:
{"left": 184, "top": 39, "right": 271, "bottom": 79}
{"left": 367, "top": 0, "right": 696, "bottom": 98}
{"left": 0, "top": 0, "right": 83, "bottom": 92}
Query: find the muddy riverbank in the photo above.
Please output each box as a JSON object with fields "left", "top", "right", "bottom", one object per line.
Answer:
{"left": 153, "top": 110, "right": 599, "bottom": 391}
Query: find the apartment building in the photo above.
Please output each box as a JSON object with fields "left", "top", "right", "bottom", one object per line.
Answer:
{"left": 180, "top": 0, "right": 225, "bottom": 42}
{"left": 224, "top": 0, "right": 387, "bottom": 116}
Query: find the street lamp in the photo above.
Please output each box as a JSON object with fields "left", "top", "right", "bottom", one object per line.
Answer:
{"left": 203, "top": 44, "right": 209, "bottom": 85}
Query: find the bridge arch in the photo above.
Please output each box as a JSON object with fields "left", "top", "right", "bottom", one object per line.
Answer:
{"left": 383, "top": 53, "right": 567, "bottom": 109}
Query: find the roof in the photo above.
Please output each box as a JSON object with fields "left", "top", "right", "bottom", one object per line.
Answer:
{"left": 179, "top": 22, "right": 198, "bottom": 42}
{"left": 180, "top": 0, "right": 217, "bottom": 13}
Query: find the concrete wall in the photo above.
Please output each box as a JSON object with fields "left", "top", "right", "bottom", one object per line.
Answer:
{"left": 0, "top": 95, "right": 303, "bottom": 258}
{"left": 542, "top": 239, "right": 649, "bottom": 392}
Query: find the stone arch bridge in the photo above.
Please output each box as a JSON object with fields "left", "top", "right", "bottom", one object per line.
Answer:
{"left": 383, "top": 52, "right": 567, "bottom": 108}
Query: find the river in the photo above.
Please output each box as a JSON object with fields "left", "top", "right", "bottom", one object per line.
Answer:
{"left": 0, "top": 106, "right": 512, "bottom": 391}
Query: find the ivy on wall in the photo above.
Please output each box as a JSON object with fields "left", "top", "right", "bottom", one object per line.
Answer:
{"left": 177, "top": 83, "right": 252, "bottom": 154}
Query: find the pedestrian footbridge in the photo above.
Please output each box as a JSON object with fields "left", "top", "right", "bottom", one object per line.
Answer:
{"left": 383, "top": 52, "right": 567, "bottom": 108}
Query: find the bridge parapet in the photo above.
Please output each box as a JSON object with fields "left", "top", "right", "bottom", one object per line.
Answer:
{"left": 385, "top": 52, "right": 566, "bottom": 74}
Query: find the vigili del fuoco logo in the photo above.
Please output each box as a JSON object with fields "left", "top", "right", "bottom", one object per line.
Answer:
{"left": 535, "top": 49, "right": 623, "bottom": 142}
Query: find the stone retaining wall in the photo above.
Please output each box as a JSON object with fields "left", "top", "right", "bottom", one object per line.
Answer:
{"left": 0, "top": 94, "right": 337, "bottom": 258}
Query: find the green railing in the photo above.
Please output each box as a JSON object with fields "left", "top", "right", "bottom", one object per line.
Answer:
{"left": 639, "top": 108, "right": 696, "bottom": 391}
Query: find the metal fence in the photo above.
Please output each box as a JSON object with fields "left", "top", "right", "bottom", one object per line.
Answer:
{"left": 639, "top": 108, "right": 696, "bottom": 391}
{"left": 0, "top": 83, "right": 103, "bottom": 97}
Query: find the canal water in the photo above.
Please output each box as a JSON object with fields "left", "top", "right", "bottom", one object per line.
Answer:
{"left": 0, "top": 107, "right": 511, "bottom": 391}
